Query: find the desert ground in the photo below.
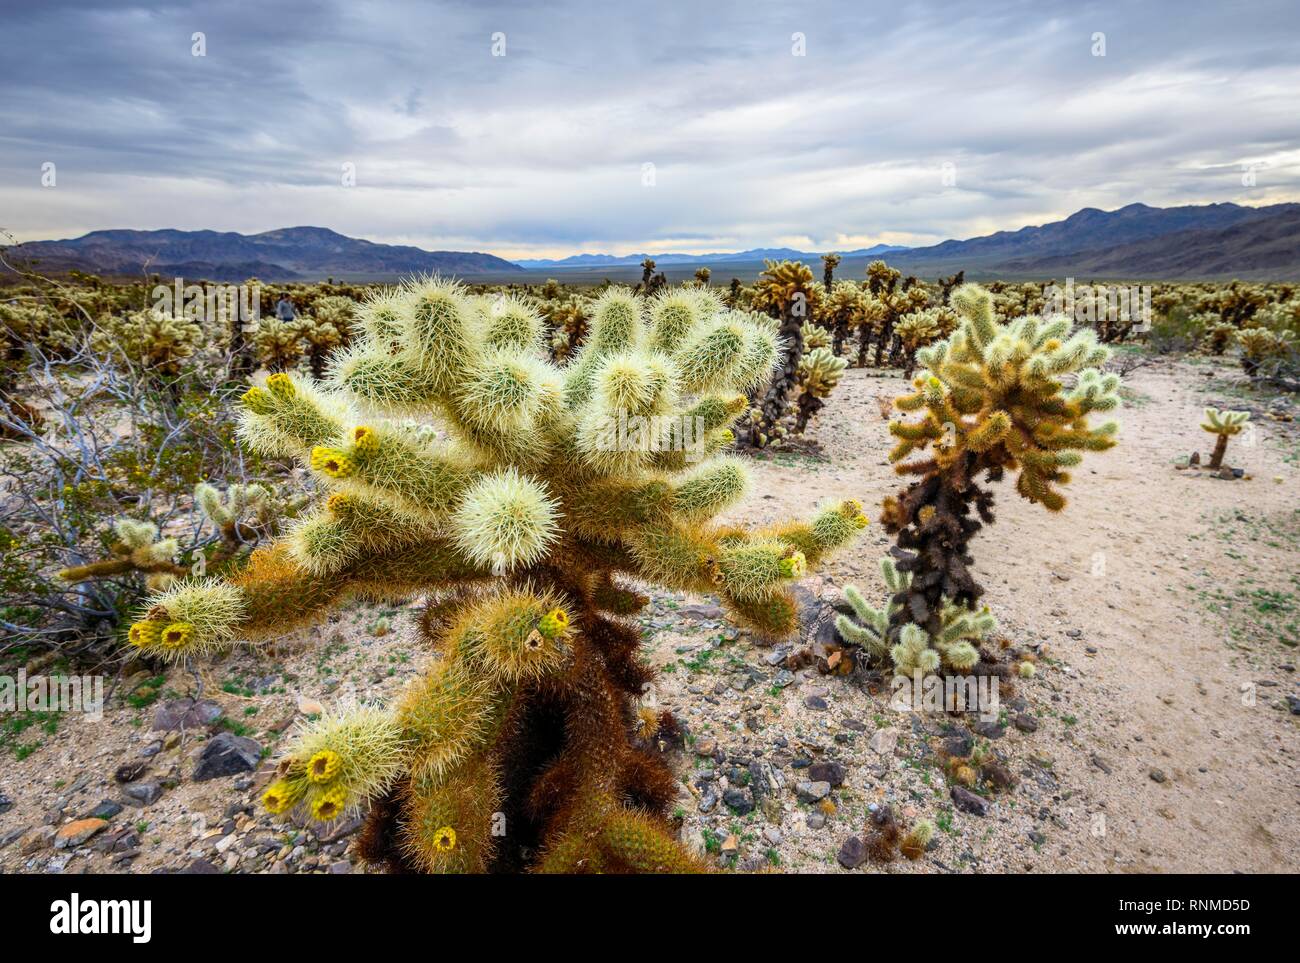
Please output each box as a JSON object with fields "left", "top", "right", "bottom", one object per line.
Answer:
{"left": 1, "top": 356, "right": 1296, "bottom": 874}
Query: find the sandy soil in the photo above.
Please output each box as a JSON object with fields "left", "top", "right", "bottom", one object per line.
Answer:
{"left": 1, "top": 356, "right": 1296, "bottom": 873}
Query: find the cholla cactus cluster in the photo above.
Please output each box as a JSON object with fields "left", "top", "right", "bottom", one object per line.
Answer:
{"left": 125, "top": 276, "right": 866, "bottom": 872}
{"left": 1199, "top": 407, "right": 1250, "bottom": 469}
{"left": 91, "top": 308, "right": 203, "bottom": 376}
{"left": 893, "top": 307, "right": 946, "bottom": 378}
{"left": 1236, "top": 326, "right": 1296, "bottom": 376}
{"left": 836, "top": 557, "right": 995, "bottom": 675}
{"left": 253, "top": 317, "right": 306, "bottom": 372}
{"left": 845, "top": 284, "right": 1120, "bottom": 674}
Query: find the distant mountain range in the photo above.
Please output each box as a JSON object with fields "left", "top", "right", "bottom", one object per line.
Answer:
{"left": 882, "top": 202, "right": 1300, "bottom": 280}
{"left": 4, "top": 226, "right": 523, "bottom": 282}
{"left": 514, "top": 244, "right": 907, "bottom": 269}
{"left": 7, "top": 202, "right": 1299, "bottom": 284}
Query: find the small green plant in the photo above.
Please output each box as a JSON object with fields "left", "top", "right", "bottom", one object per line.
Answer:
{"left": 1200, "top": 407, "right": 1250, "bottom": 469}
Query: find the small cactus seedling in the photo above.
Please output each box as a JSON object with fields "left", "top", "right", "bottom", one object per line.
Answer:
{"left": 1199, "top": 407, "right": 1250, "bottom": 469}
{"left": 125, "top": 277, "right": 866, "bottom": 873}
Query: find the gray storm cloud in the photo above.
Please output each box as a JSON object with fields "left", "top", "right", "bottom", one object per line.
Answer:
{"left": 2, "top": 0, "right": 1298, "bottom": 258}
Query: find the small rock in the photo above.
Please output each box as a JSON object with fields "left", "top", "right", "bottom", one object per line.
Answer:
{"left": 85, "top": 800, "right": 123, "bottom": 820}
{"left": 55, "top": 818, "right": 109, "bottom": 849}
{"left": 181, "top": 858, "right": 221, "bottom": 874}
{"left": 1149, "top": 768, "right": 1167, "bottom": 784}
{"left": 0, "top": 792, "right": 12, "bottom": 816}
{"left": 1090, "top": 753, "right": 1113, "bottom": 775}
{"left": 329, "top": 860, "right": 351, "bottom": 874}
{"left": 723, "top": 788, "right": 754, "bottom": 815}
{"left": 297, "top": 695, "right": 324, "bottom": 716}
{"left": 869, "top": 729, "right": 898, "bottom": 755}
{"left": 193, "top": 732, "right": 263, "bottom": 781}
{"left": 836, "top": 836, "right": 867, "bottom": 869}
{"left": 121, "top": 780, "right": 164, "bottom": 807}
{"left": 803, "top": 695, "right": 828, "bottom": 711}
{"left": 807, "top": 761, "right": 846, "bottom": 786}
{"left": 0, "top": 825, "right": 31, "bottom": 850}
{"left": 720, "top": 834, "right": 739, "bottom": 854}
{"left": 1013, "top": 714, "right": 1039, "bottom": 733}
{"left": 950, "top": 786, "right": 989, "bottom": 816}
{"left": 972, "top": 720, "right": 1005, "bottom": 740}
{"left": 795, "top": 780, "right": 831, "bottom": 803}
{"left": 806, "top": 812, "right": 826, "bottom": 829}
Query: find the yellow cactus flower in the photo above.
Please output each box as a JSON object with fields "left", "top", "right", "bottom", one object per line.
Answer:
{"left": 310, "top": 446, "right": 354, "bottom": 479}
{"left": 326, "top": 492, "right": 353, "bottom": 516}
{"left": 778, "top": 551, "right": 807, "bottom": 578}
{"left": 537, "top": 607, "right": 569, "bottom": 639}
{"left": 310, "top": 785, "right": 348, "bottom": 821}
{"left": 262, "top": 780, "right": 299, "bottom": 815}
{"left": 852, "top": 513, "right": 870, "bottom": 529}
{"left": 240, "top": 386, "right": 273, "bottom": 414}
{"left": 128, "top": 621, "right": 162, "bottom": 648}
{"left": 266, "top": 372, "right": 295, "bottom": 398}
{"left": 159, "top": 622, "right": 195, "bottom": 650}
{"left": 352, "top": 425, "right": 378, "bottom": 453}
{"left": 432, "top": 826, "right": 457, "bottom": 851}
{"left": 307, "top": 749, "right": 343, "bottom": 784}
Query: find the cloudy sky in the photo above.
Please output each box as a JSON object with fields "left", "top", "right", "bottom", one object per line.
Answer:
{"left": 2, "top": 0, "right": 1298, "bottom": 258}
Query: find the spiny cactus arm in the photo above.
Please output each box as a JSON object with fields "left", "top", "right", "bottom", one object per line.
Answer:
{"left": 1200, "top": 406, "right": 1250, "bottom": 435}
{"left": 262, "top": 704, "right": 408, "bottom": 823}
{"left": 238, "top": 373, "right": 351, "bottom": 460}
{"left": 562, "top": 288, "right": 645, "bottom": 408}
{"left": 308, "top": 421, "right": 481, "bottom": 522}
{"left": 57, "top": 519, "right": 185, "bottom": 583}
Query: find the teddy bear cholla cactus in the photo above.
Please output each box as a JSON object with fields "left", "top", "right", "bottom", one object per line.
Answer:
{"left": 843, "top": 284, "right": 1120, "bottom": 675}
{"left": 91, "top": 308, "right": 203, "bottom": 376}
{"left": 128, "top": 278, "right": 865, "bottom": 873}
{"left": 1199, "top": 407, "right": 1250, "bottom": 469}
{"left": 793, "top": 346, "right": 847, "bottom": 434}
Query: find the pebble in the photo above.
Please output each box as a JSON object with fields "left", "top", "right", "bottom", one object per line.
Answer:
{"left": 795, "top": 780, "right": 831, "bottom": 803}
{"left": 837, "top": 836, "right": 867, "bottom": 869}
{"left": 807, "top": 762, "right": 846, "bottom": 786}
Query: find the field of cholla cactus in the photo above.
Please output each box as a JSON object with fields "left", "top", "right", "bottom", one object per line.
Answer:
{"left": 1, "top": 262, "right": 1298, "bottom": 877}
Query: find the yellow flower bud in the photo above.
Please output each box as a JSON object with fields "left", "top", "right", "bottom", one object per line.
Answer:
{"left": 538, "top": 607, "right": 570, "bottom": 639}
{"left": 310, "top": 446, "right": 354, "bottom": 479}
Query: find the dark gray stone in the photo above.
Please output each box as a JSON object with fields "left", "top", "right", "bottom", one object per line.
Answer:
{"left": 723, "top": 787, "right": 755, "bottom": 815}
{"left": 192, "top": 732, "right": 262, "bottom": 781}
{"left": 807, "top": 761, "right": 846, "bottom": 786}
{"left": 121, "top": 780, "right": 164, "bottom": 806}
{"left": 836, "top": 836, "right": 867, "bottom": 869}
{"left": 950, "top": 786, "right": 989, "bottom": 816}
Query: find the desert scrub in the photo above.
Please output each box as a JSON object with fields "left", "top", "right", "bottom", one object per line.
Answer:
{"left": 130, "top": 276, "right": 866, "bottom": 873}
